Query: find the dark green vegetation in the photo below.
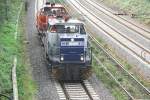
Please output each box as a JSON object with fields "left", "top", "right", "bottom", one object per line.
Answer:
{"left": 0, "top": 0, "right": 36, "bottom": 99}
{"left": 102, "top": 0, "right": 150, "bottom": 25}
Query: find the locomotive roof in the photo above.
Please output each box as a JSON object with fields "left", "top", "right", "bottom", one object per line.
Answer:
{"left": 48, "top": 18, "right": 84, "bottom": 25}
{"left": 43, "top": 3, "right": 64, "bottom": 8}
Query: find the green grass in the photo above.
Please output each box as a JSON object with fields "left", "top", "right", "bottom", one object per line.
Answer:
{"left": 0, "top": 0, "right": 19, "bottom": 96}
{"left": 99, "top": 0, "right": 150, "bottom": 90}
{"left": 92, "top": 35, "right": 150, "bottom": 86}
{"left": 91, "top": 39, "right": 150, "bottom": 99}
{"left": 0, "top": 1, "right": 37, "bottom": 99}
{"left": 92, "top": 58, "right": 128, "bottom": 100}
{"left": 102, "top": 0, "right": 150, "bottom": 25}
{"left": 16, "top": 6, "right": 37, "bottom": 100}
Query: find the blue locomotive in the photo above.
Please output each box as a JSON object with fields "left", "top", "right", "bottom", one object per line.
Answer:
{"left": 42, "top": 18, "right": 92, "bottom": 81}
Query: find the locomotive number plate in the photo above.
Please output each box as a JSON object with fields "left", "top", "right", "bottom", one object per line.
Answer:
{"left": 68, "top": 42, "right": 79, "bottom": 46}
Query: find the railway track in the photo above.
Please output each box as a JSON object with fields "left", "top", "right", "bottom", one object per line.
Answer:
{"left": 80, "top": 0, "right": 150, "bottom": 50}
{"left": 68, "top": 0, "right": 150, "bottom": 64}
{"left": 63, "top": 0, "right": 150, "bottom": 99}
{"left": 50, "top": 0, "right": 150, "bottom": 99}
{"left": 89, "top": 33, "right": 150, "bottom": 99}
{"left": 84, "top": 0, "right": 150, "bottom": 40}
{"left": 47, "top": 1, "right": 99, "bottom": 100}
{"left": 55, "top": 80, "right": 100, "bottom": 100}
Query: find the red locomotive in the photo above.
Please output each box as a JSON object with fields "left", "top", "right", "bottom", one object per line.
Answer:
{"left": 36, "top": 2, "right": 69, "bottom": 33}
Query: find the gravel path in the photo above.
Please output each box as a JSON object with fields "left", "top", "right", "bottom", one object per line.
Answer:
{"left": 25, "top": 0, "right": 59, "bottom": 100}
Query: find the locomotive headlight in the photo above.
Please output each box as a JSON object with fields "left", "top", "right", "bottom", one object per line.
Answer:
{"left": 71, "top": 38, "right": 74, "bottom": 42}
{"left": 60, "top": 56, "right": 64, "bottom": 61}
{"left": 80, "top": 56, "right": 84, "bottom": 61}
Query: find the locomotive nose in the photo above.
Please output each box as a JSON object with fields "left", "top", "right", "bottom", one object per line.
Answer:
{"left": 60, "top": 37, "right": 85, "bottom": 63}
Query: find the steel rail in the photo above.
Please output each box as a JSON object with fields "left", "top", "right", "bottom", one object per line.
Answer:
{"left": 65, "top": 0, "right": 150, "bottom": 95}
{"left": 56, "top": 0, "right": 150, "bottom": 98}
{"left": 67, "top": 0, "right": 150, "bottom": 98}
{"left": 74, "top": 0, "right": 150, "bottom": 64}
{"left": 61, "top": 2, "right": 136, "bottom": 100}
{"left": 82, "top": 0, "right": 150, "bottom": 40}
{"left": 93, "top": 54, "right": 135, "bottom": 100}
{"left": 81, "top": 82, "right": 94, "bottom": 100}
{"left": 86, "top": 0, "right": 150, "bottom": 35}
{"left": 60, "top": 82, "right": 69, "bottom": 100}
{"left": 76, "top": 0, "right": 150, "bottom": 94}
{"left": 89, "top": 33, "right": 150, "bottom": 95}
{"left": 69, "top": 0, "right": 150, "bottom": 64}
{"left": 60, "top": 82, "right": 96, "bottom": 100}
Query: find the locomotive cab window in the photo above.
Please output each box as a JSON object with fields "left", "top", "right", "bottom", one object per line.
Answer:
{"left": 65, "top": 25, "right": 79, "bottom": 33}
{"left": 48, "top": 25, "right": 65, "bottom": 33}
{"left": 48, "top": 23, "right": 86, "bottom": 34}
{"left": 48, "top": 24, "right": 80, "bottom": 33}
{"left": 80, "top": 25, "right": 86, "bottom": 34}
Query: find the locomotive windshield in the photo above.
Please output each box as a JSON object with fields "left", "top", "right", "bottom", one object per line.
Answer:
{"left": 48, "top": 24, "right": 86, "bottom": 34}
{"left": 43, "top": 7, "right": 66, "bottom": 15}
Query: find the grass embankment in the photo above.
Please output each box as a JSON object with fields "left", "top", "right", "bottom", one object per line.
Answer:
{"left": 92, "top": 58, "right": 128, "bottom": 100}
{"left": 102, "top": 0, "right": 150, "bottom": 25}
{"left": 0, "top": 1, "right": 36, "bottom": 100}
{"left": 91, "top": 35, "right": 150, "bottom": 99}
{"left": 91, "top": 40, "right": 128, "bottom": 100}
{"left": 17, "top": 5, "right": 37, "bottom": 100}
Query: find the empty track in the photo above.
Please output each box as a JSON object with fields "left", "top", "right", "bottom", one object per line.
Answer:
{"left": 89, "top": 33, "right": 150, "bottom": 99}
{"left": 84, "top": 0, "right": 150, "bottom": 40}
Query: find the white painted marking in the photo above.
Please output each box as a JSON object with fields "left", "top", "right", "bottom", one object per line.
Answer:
{"left": 13, "top": 2, "right": 23, "bottom": 100}
{"left": 12, "top": 56, "right": 18, "bottom": 100}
